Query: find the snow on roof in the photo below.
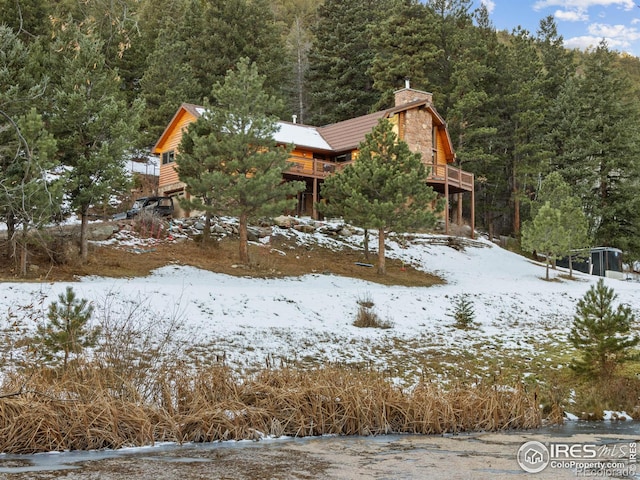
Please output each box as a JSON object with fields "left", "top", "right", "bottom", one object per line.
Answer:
{"left": 274, "top": 122, "right": 332, "bottom": 151}
{"left": 192, "top": 107, "right": 332, "bottom": 150}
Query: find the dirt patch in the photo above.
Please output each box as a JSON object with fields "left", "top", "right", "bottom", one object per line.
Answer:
{"left": 0, "top": 227, "right": 444, "bottom": 287}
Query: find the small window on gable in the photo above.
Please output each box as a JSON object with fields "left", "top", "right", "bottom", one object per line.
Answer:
{"left": 162, "top": 150, "right": 175, "bottom": 165}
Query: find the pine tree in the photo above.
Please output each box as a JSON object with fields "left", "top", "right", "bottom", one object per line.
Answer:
{"left": 319, "top": 119, "right": 441, "bottom": 275}
{"left": 531, "top": 172, "right": 590, "bottom": 278}
{"left": 551, "top": 41, "right": 640, "bottom": 261}
{"left": 447, "top": 293, "right": 476, "bottom": 329}
{"left": 448, "top": 5, "right": 502, "bottom": 239}
{"left": 498, "top": 27, "right": 549, "bottom": 235}
{"left": 521, "top": 202, "right": 570, "bottom": 280}
{"left": 35, "top": 286, "right": 99, "bottom": 369}
{"left": 10, "top": 109, "right": 61, "bottom": 277}
{"left": 306, "top": 0, "right": 392, "bottom": 124}
{"left": 569, "top": 279, "right": 639, "bottom": 378}
{"left": 140, "top": 0, "right": 288, "bottom": 145}
{"left": 176, "top": 58, "right": 304, "bottom": 262}
{"left": 369, "top": 0, "right": 437, "bottom": 107}
{"left": 48, "top": 19, "right": 143, "bottom": 263}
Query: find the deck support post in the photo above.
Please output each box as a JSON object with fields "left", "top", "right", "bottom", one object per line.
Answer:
{"left": 444, "top": 167, "right": 449, "bottom": 235}
{"left": 470, "top": 180, "right": 475, "bottom": 239}
{"left": 312, "top": 178, "right": 318, "bottom": 220}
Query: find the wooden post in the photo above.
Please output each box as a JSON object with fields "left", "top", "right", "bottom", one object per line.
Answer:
{"left": 444, "top": 166, "right": 449, "bottom": 235}
{"left": 470, "top": 177, "right": 475, "bottom": 239}
{"left": 457, "top": 193, "right": 462, "bottom": 225}
{"left": 312, "top": 178, "right": 318, "bottom": 220}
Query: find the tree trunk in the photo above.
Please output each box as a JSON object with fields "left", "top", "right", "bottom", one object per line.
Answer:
{"left": 363, "top": 229, "right": 369, "bottom": 259}
{"left": 20, "top": 224, "right": 28, "bottom": 277}
{"left": 569, "top": 254, "right": 574, "bottom": 279}
{"left": 377, "top": 228, "right": 386, "bottom": 275}
{"left": 239, "top": 212, "right": 249, "bottom": 265}
{"left": 545, "top": 255, "right": 550, "bottom": 281}
{"left": 512, "top": 162, "right": 520, "bottom": 235}
{"left": 513, "top": 188, "right": 520, "bottom": 235}
{"left": 6, "top": 212, "right": 16, "bottom": 259}
{"left": 80, "top": 208, "right": 89, "bottom": 264}
{"left": 203, "top": 211, "right": 211, "bottom": 245}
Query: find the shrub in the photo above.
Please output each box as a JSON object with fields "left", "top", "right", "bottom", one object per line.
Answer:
{"left": 447, "top": 294, "right": 476, "bottom": 329}
{"left": 34, "top": 286, "right": 100, "bottom": 369}
{"left": 353, "top": 296, "right": 392, "bottom": 329}
{"left": 569, "top": 279, "right": 639, "bottom": 378}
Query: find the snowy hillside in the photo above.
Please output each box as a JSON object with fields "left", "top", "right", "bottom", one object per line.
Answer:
{"left": 2, "top": 224, "right": 640, "bottom": 386}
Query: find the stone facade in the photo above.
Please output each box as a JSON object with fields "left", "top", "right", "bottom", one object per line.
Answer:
{"left": 393, "top": 87, "right": 432, "bottom": 107}
{"left": 394, "top": 88, "right": 435, "bottom": 164}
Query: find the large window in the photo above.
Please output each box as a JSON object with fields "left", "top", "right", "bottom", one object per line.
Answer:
{"left": 162, "top": 150, "right": 175, "bottom": 165}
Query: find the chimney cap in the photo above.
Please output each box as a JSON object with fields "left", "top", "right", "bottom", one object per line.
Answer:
{"left": 405, "top": 78, "right": 411, "bottom": 89}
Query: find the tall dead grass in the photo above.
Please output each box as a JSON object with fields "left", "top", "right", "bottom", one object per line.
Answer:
{"left": 0, "top": 362, "right": 540, "bottom": 454}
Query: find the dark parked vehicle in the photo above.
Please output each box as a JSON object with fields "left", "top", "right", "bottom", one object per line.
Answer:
{"left": 557, "top": 247, "right": 623, "bottom": 278}
{"left": 113, "top": 196, "right": 174, "bottom": 220}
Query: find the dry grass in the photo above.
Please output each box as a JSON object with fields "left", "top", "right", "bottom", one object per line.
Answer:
{"left": 0, "top": 362, "right": 540, "bottom": 454}
{"left": 0, "top": 227, "right": 443, "bottom": 287}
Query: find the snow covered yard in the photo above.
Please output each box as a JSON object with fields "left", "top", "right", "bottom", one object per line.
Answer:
{"left": 2, "top": 223, "right": 639, "bottom": 389}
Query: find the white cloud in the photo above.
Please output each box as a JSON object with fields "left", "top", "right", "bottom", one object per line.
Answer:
{"left": 554, "top": 8, "right": 589, "bottom": 21}
{"left": 534, "top": 0, "right": 636, "bottom": 11}
{"left": 564, "top": 22, "right": 640, "bottom": 53}
{"left": 564, "top": 34, "right": 608, "bottom": 50}
{"left": 588, "top": 21, "right": 640, "bottom": 39}
{"left": 480, "top": 0, "right": 496, "bottom": 14}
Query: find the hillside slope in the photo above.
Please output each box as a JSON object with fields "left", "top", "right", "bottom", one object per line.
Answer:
{"left": 2, "top": 221, "right": 639, "bottom": 388}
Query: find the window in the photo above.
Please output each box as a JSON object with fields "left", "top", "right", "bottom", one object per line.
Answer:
{"left": 333, "top": 152, "right": 352, "bottom": 163}
{"left": 162, "top": 150, "right": 175, "bottom": 165}
{"left": 432, "top": 126, "right": 437, "bottom": 163}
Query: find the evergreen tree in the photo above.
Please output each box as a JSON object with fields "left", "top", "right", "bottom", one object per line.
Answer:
{"left": 35, "top": 286, "right": 99, "bottom": 369}
{"left": 319, "top": 119, "right": 441, "bottom": 274}
{"left": 48, "top": 19, "right": 143, "bottom": 263}
{"left": 498, "top": 27, "right": 549, "bottom": 235}
{"left": 0, "top": 0, "right": 53, "bottom": 40}
{"left": 306, "top": 0, "right": 392, "bottom": 125}
{"left": 569, "top": 279, "right": 639, "bottom": 378}
{"left": 530, "top": 172, "right": 590, "bottom": 278}
{"left": 139, "top": 0, "right": 198, "bottom": 145}
{"left": 9, "top": 109, "right": 61, "bottom": 277}
{"left": 521, "top": 202, "right": 569, "bottom": 280}
{"left": 176, "top": 58, "right": 304, "bottom": 263}
{"left": 0, "top": 25, "right": 50, "bottom": 258}
{"left": 551, "top": 41, "right": 640, "bottom": 260}
{"left": 447, "top": 293, "right": 476, "bottom": 329}
{"left": 369, "top": 0, "right": 437, "bottom": 107}
{"left": 449, "top": 5, "right": 502, "bottom": 238}
{"left": 140, "top": 0, "right": 288, "bottom": 145}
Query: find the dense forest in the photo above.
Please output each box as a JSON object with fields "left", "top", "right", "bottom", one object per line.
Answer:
{"left": 2, "top": 0, "right": 640, "bottom": 264}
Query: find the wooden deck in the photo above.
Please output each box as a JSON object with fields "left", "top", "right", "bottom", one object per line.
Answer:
{"left": 426, "top": 162, "right": 474, "bottom": 193}
{"left": 285, "top": 156, "right": 474, "bottom": 192}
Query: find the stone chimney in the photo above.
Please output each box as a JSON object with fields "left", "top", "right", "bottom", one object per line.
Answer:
{"left": 394, "top": 79, "right": 433, "bottom": 107}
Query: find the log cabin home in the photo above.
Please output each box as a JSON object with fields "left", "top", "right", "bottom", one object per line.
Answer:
{"left": 152, "top": 82, "right": 475, "bottom": 235}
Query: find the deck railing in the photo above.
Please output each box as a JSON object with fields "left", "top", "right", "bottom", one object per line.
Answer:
{"left": 286, "top": 155, "right": 348, "bottom": 178}
{"left": 426, "top": 162, "right": 474, "bottom": 191}
{"left": 286, "top": 156, "right": 473, "bottom": 192}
